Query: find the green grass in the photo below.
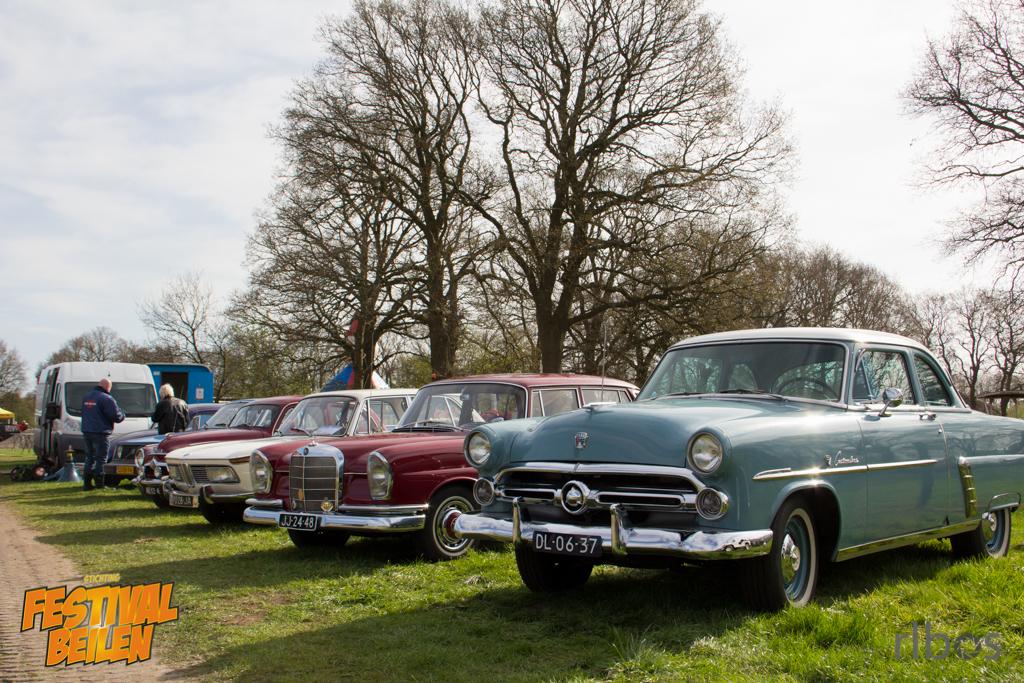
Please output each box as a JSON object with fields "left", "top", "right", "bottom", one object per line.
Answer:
{"left": 2, "top": 448, "right": 1023, "bottom": 682}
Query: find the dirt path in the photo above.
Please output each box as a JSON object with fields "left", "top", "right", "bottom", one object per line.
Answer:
{"left": 0, "top": 500, "right": 188, "bottom": 682}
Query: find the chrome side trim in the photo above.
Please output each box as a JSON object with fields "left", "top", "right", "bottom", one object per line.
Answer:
{"left": 752, "top": 458, "right": 938, "bottom": 481}
{"left": 753, "top": 465, "right": 866, "bottom": 481}
{"left": 867, "top": 458, "right": 938, "bottom": 471}
{"left": 447, "top": 509, "right": 773, "bottom": 560}
{"left": 834, "top": 519, "right": 980, "bottom": 562}
{"left": 987, "top": 492, "right": 1021, "bottom": 512}
{"left": 957, "top": 456, "right": 978, "bottom": 517}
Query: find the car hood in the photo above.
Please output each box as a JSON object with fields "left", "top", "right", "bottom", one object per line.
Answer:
{"left": 501, "top": 397, "right": 842, "bottom": 469}
{"left": 261, "top": 430, "right": 465, "bottom": 470}
{"left": 157, "top": 427, "right": 270, "bottom": 453}
{"left": 165, "top": 436, "right": 305, "bottom": 463}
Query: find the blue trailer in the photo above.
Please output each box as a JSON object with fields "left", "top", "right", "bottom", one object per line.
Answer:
{"left": 147, "top": 363, "right": 214, "bottom": 403}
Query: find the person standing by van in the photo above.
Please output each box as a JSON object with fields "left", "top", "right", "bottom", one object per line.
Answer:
{"left": 151, "top": 384, "right": 189, "bottom": 434}
{"left": 81, "top": 377, "right": 124, "bottom": 491}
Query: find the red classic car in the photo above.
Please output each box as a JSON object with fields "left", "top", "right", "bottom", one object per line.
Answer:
{"left": 136, "top": 396, "right": 302, "bottom": 507}
{"left": 243, "top": 374, "right": 638, "bottom": 560}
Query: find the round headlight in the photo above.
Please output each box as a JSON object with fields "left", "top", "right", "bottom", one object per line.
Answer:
{"left": 689, "top": 433, "right": 724, "bottom": 474}
{"left": 250, "top": 451, "right": 272, "bottom": 494}
{"left": 134, "top": 448, "right": 145, "bottom": 468}
{"left": 466, "top": 432, "right": 491, "bottom": 467}
{"left": 473, "top": 478, "right": 495, "bottom": 506}
{"left": 696, "top": 488, "right": 729, "bottom": 520}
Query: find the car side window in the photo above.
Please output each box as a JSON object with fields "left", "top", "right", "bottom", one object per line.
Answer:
{"left": 530, "top": 390, "right": 543, "bottom": 416}
{"left": 913, "top": 355, "right": 954, "bottom": 407}
{"left": 852, "top": 350, "right": 915, "bottom": 404}
{"left": 539, "top": 389, "right": 580, "bottom": 416}
{"left": 582, "top": 388, "right": 624, "bottom": 405}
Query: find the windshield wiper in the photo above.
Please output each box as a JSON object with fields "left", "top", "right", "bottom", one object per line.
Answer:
{"left": 392, "top": 420, "right": 462, "bottom": 432}
{"left": 717, "top": 388, "right": 786, "bottom": 400}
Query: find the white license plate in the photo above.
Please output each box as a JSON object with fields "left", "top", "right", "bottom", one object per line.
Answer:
{"left": 534, "top": 531, "right": 602, "bottom": 557}
{"left": 279, "top": 513, "right": 320, "bottom": 531}
{"left": 169, "top": 492, "right": 199, "bottom": 508}
{"left": 144, "top": 485, "right": 161, "bottom": 496}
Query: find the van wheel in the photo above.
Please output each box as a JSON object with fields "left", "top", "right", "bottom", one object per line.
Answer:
{"left": 199, "top": 500, "right": 244, "bottom": 524}
{"left": 515, "top": 544, "right": 593, "bottom": 592}
{"left": 738, "top": 498, "right": 818, "bottom": 610}
{"left": 416, "top": 486, "right": 476, "bottom": 561}
{"left": 951, "top": 509, "right": 1012, "bottom": 559}
{"left": 288, "top": 529, "right": 350, "bottom": 548}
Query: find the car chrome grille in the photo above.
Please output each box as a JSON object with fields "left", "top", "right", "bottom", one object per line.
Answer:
{"left": 496, "top": 464, "right": 700, "bottom": 512}
{"left": 189, "top": 465, "right": 212, "bottom": 484}
{"left": 290, "top": 449, "right": 342, "bottom": 513}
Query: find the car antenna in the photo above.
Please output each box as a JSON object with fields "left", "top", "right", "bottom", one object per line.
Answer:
{"left": 600, "top": 316, "right": 607, "bottom": 398}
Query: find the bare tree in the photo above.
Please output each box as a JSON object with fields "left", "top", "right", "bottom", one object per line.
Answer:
{"left": 139, "top": 273, "right": 233, "bottom": 399}
{"left": 985, "top": 287, "right": 1024, "bottom": 414}
{"left": 237, "top": 172, "right": 423, "bottom": 389}
{"left": 37, "top": 327, "right": 133, "bottom": 372}
{"left": 468, "top": 0, "right": 789, "bottom": 370}
{"left": 0, "top": 340, "right": 27, "bottom": 395}
{"left": 284, "top": 0, "right": 490, "bottom": 379}
{"left": 750, "top": 246, "right": 917, "bottom": 334}
{"left": 906, "top": 0, "right": 1024, "bottom": 276}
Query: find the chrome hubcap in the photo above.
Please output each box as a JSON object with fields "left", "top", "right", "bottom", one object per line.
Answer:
{"left": 435, "top": 497, "right": 472, "bottom": 552}
{"left": 781, "top": 533, "right": 801, "bottom": 584}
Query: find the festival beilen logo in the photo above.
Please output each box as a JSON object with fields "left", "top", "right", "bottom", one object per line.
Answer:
{"left": 20, "top": 578, "right": 178, "bottom": 666}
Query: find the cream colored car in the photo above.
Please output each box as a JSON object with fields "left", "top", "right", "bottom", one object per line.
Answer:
{"left": 165, "top": 389, "right": 415, "bottom": 523}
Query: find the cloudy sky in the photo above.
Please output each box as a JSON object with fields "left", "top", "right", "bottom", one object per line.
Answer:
{"left": 0, "top": 0, "right": 996, "bottom": 380}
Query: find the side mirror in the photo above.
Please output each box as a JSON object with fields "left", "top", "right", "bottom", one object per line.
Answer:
{"left": 878, "top": 388, "right": 904, "bottom": 417}
{"left": 45, "top": 402, "right": 60, "bottom": 421}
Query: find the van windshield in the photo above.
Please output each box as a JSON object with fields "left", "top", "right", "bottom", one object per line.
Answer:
{"left": 65, "top": 382, "right": 157, "bottom": 418}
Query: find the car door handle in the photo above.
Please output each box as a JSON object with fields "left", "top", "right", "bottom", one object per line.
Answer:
{"left": 919, "top": 411, "right": 937, "bottom": 421}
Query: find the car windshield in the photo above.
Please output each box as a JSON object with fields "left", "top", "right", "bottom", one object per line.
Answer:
{"left": 638, "top": 342, "right": 846, "bottom": 402}
{"left": 205, "top": 403, "right": 245, "bottom": 429}
{"left": 396, "top": 383, "right": 527, "bottom": 430}
{"left": 228, "top": 403, "right": 280, "bottom": 429}
{"left": 65, "top": 382, "right": 157, "bottom": 418}
{"left": 276, "top": 396, "right": 357, "bottom": 436}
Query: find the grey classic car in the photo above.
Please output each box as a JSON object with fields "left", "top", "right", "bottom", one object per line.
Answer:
{"left": 446, "top": 328, "right": 1024, "bottom": 610}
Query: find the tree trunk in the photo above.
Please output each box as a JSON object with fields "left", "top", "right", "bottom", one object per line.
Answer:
{"left": 537, "top": 316, "right": 566, "bottom": 373}
{"left": 425, "top": 247, "right": 458, "bottom": 379}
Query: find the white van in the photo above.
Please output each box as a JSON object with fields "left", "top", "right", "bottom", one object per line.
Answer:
{"left": 34, "top": 362, "right": 158, "bottom": 462}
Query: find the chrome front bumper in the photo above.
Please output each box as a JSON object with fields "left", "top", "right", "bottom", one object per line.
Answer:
{"left": 169, "top": 481, "right": 253, "bottom": 505}
{"left": 136, "top": 477, "right": 170, "bottom": 496}
{"left": 243, "top": 499, "right": 428, "bottom": 532}
{"left": 445, "top": 502, "right": 773, "bottom": 560}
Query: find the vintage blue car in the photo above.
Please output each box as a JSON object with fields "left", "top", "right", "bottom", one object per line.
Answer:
{"left": 446, "top": 328, "right": 1024, "bottom": 610}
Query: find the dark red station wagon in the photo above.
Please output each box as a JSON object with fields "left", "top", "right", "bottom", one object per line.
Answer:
{"left": 243, "top": 375, "right": 638, "bottom": 560}
{"left": 137, "top": 396, "right": 302, "bottom": 507}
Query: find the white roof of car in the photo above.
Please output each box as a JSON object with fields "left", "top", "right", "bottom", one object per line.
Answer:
{"left": 302, "top": 388, "right": 417, "bottom": 400}
{"left": 671, "top": 327, "right": 928, "bottom": 352}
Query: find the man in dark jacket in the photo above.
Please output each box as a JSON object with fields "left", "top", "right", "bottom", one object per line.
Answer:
{"left": 81, "top": 377, "right": 125, "bottom": 491}
{"left": 151, "top": 384, "right": 189, "bottom": 435}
